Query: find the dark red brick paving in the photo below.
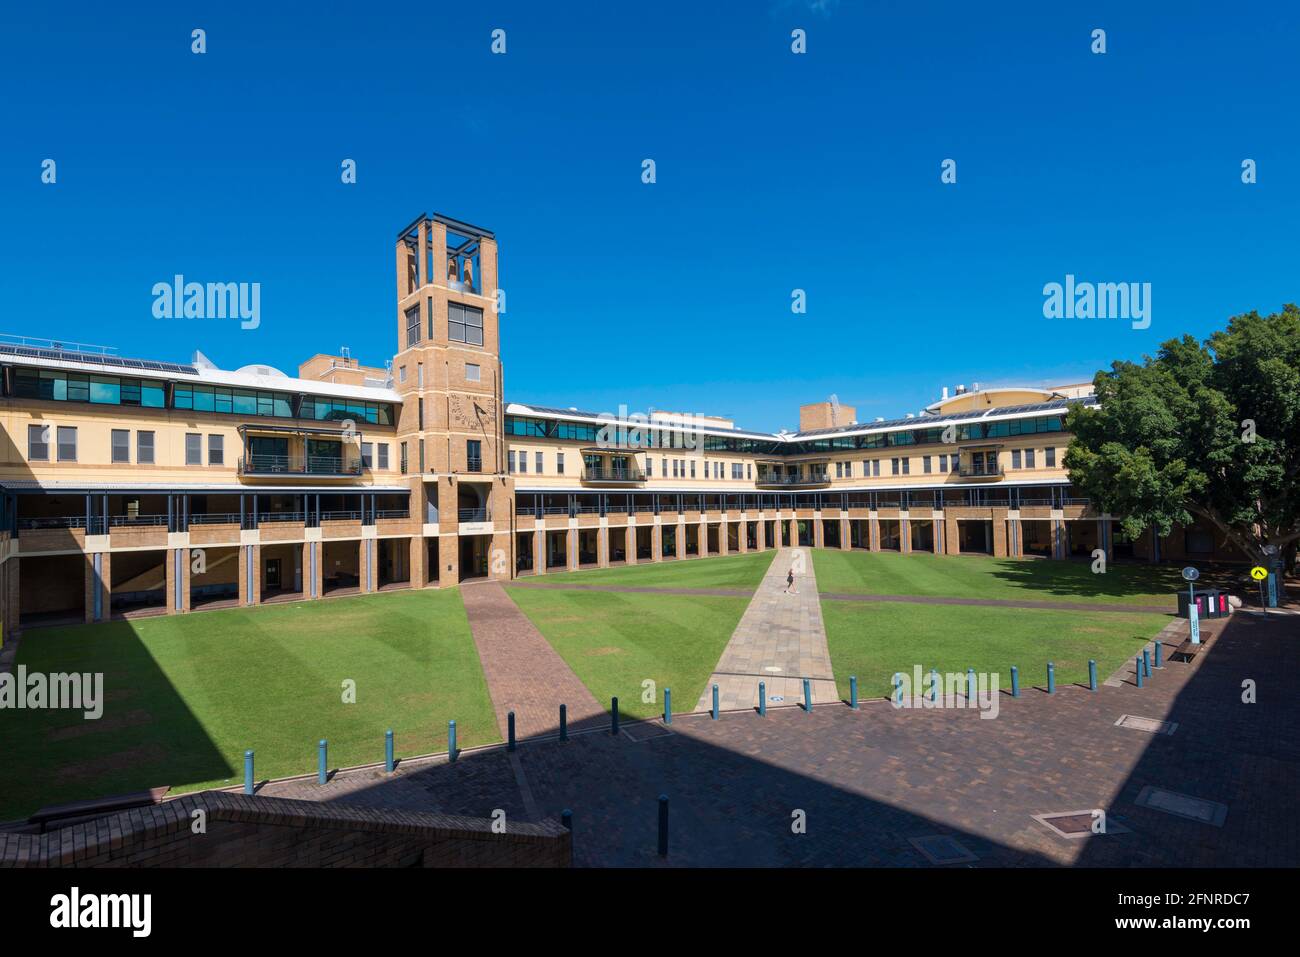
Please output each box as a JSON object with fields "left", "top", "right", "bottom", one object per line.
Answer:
{"left": 459, "top": 581, "right": 606, "bottom": 740}
{"left": 258, "top": 610, "right": 1296, "bottom": 867}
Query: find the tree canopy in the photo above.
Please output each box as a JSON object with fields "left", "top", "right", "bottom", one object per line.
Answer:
{"left": 1064, "top": 304, "right": 1300, "bottom": 565}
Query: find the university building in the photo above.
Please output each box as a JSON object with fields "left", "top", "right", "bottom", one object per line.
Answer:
{"left": 0, "top": 212, "right": 1242, "bottom": 632}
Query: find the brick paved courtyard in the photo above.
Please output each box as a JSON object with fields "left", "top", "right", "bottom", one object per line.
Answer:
{"left": 255, "top": 609, "right": 1298, "bottom": 867}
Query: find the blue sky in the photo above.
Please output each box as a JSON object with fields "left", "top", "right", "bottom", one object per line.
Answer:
{"left": 1, "top": 1, "right": 1296, "bottom": 431}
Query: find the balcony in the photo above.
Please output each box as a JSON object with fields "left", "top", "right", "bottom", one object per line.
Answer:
{"left": 581, "top": 466, "right": 645, "bottom": 485}
{"left": 458, "top": 507, "right": 488, "bottom": 522}
{"left": 238, "top": 454, "right": 362, "bottom": 477}
{"left": 957, "top": 464, "right": 1005, "bottom": 480}
{"left": 754, "top": 472, "right": 830, "bottom": 488}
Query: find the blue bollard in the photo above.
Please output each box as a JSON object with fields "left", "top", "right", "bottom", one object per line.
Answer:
{"left": 1047, "top": 662, "right": 1055, "bottom": 695}
{"left": 803, "top": 677, "right": 812, "bottom": 713}
{"left": 711, "top": 684, "right": 719, "bottom": 720}
{"left": 318, "top": 739, "right": 328, "bottom": 785}
{"left": 560, "top": 703, "right": 568, "bottom": 741}
{"left": 1142, "top": 648, "right": 1151, "bottom": 678}
{"left": 244, "top": 749, "right": 255, "bottom": 795}
{"left": 561, "top": 809, "right": 572, "bottom": 830}
{"left": 1154, "top": 640, "right": 1163, "bottom": 669}
{"left": 385, "top": 729, "right": 394, "bottom": 772}
{"left": 449, "top": 720, "right": 457, "bottom": 762}
{"left": 508, "top": 711, "right": 516, "bottom": 752}
{"left": 657, "top": 794, "right": 669, "bottom": 857}
{"left": 611, "top": 697, "right": 620, "bottom": 736}
{"left": 1011, "top": 666, "right": 1020, "bottom": 698}
{"left": 849, "top": 675, "right": 859, "bottom": 710}
{"left": 758, "top": 681, "right": 766, "bottom": 717}
{"left": 930, "top": 668, "right": 939, "bottom": 703}
{"left": 893, "top": 673, "right": 903, "bottom": 705}
{"left": 967, "top": 667, "right": 976, "bottom": 701}
{"left": 664, "top": 688, "right": 672, "bottom": 725}
{"left": 1088, "top": 660, "right": 1097, "bottom": 692}
{"left": 1135, "top": 657, "right": 1144, "bottom": 688}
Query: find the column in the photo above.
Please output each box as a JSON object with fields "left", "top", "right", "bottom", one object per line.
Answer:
{"left": 165, "top": 547, "right": 192, "bottom": 613}
{"left": 840, "top": 516, "right": 850, "bottom": 551}
{"left": 84, "top": 551, "right": 110, "bottom": 623}
{"left": 869, "top": 513, "right": 880, "bottom": 552}
{"left": 945, "top": 516, "right": 961, "bottom": 555}
{"left": 900, "top": 519, "right": 912, "bottom": 554}
{"left": 598, "top": 527, "right": 610, "bottom": 568}
{"left": 409, "top": 536, "right": 428, "bottom": 589}
{"left": 566, "top": 527, "right": 579, "bottom": 571}
{"left": 305, "top": 541, "right": 325, "bottom": 597}
{"left": 533, "top": 529, "right": 546, "bottom": 576}
{"left": 992, "top": 510, "right": 1009, "bottom": 557}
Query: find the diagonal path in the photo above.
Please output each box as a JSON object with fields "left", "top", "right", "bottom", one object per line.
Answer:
{"left": 696, "top": 548, "right": 838, "bottom": 712}
{"left": 459, "top": 581, "right": 607, "bottom": 739}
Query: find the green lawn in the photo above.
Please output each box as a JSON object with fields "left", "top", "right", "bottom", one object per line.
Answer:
{"left": 527, "top": 550, "right": 775, "bottom": 591}
{"left": 0, "top": 590, "right": 497, "bottom": 822}
{"left": 504, "top": 587, "right": 748, "bottom": 719}
{"left": 821, "top": 599, "right": 1169, "bottom": 699}
{"left": 812, "top": 548, "right": 1183, "bottom": 607}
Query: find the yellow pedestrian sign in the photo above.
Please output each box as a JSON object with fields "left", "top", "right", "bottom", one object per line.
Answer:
{"left": 1250, "top": 566, "right": 1268, "bottom": 581}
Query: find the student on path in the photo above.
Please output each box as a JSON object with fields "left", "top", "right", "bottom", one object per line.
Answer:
{"left": 784, "top": 564, "right": 798, "bottom": 595}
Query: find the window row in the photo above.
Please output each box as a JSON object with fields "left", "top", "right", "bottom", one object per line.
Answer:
{"left": 404, "top": 300, "right": 486, "bottom": 349}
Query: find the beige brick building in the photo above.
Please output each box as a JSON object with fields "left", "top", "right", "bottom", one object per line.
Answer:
{"left": 0, "top": 211, "right": 1245, "bottom": 632}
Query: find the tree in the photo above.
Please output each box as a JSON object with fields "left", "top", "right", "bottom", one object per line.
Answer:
{"left": 1064, "top": 304, "right": 1300, "bottom": 568}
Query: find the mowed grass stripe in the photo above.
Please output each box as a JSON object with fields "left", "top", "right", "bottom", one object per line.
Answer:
{"left": 523, "top": 550, "right": 776, "bottom": 591}
{"left": 504, "top": 586, "right": 748, "bottom": 720}
{"left": 821, "top": 600, "right": 1169, "bottom": 700}
{"left": 0, "top": 589, "right": 498, "bottom": 822}
{"left": 812, "top": 548, "right": 1183, "bottom": 607}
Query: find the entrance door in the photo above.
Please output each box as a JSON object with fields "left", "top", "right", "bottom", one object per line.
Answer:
{"left": 265, "top": 558, "right": 282, "bottom": 590}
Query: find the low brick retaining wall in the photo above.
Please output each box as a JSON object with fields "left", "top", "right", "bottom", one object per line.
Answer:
{"left": 0, "top": 791, "right": 571, "bottom": 868}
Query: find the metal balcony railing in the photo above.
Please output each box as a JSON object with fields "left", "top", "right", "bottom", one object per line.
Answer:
{"left": 958, "top": 464, "right": 1005, "bottom": 478}
{"left": 258, "top": 511, "right": 306, "bottom": 523}
{"left": 108, "top": 514, "right": 169, "bottom": 527}
{"left": 374, "top": 509, "right": 410, "bottom": 519}
{"left": 458, "top": 507, "right": 488, "bottom": 522}
{"left": 466, "top": 458, "right": 483, "bottom": 473}
{"left": 754, "top": 472, "right": 830, "bottom": 487}
{"left": 581, "top": 468, "right": 644, "bottom": 483}
{"left": 189, "top": 513, "right": 241, "bottom": 525}
{"left": 18, "top": 516, "right": 98, "bottom": 531}
{"left": 238, "top": 454, "right": 361, "bottom": 476}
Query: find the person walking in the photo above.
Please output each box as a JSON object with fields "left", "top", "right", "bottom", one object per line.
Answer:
{"left": 784, "top": 564, "right": 798, "bottom": 595}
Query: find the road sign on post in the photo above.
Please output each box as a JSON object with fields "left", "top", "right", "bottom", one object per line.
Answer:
{"left": 1250, "top": 565, "right": 1269, "bottom": 611}
{"left": 1189, "top": 603, "right": 1201, "bottom": 645}
{"left": 1182, "top": 566, "right": 1199, "bottom": 619}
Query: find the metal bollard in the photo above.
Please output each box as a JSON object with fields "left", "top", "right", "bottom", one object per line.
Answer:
{"left": 930, "top": 668, "right": 939, "bottom": 703}
{"left": 1154, "top": 640, "right": 1163, "bottom": 669}
{"left": 559, "top": 703, "right": 568, "bottom": 742}
{"left": 385, "top": 729, "right": 394, "bottom": 772}
{"left": 758, "top": 681, "right": 766, "bottom": 716}
{"left": 1135, "top": 657, "right": 1144, "bottom": 689}
{"left": 849, "top": 675, "right": 859, "bottom": 710}
{"left": 967, "top": 667, "right": 976, "bottom": 702}
{"left": 449, "top": 720, "right": 458, "bottom": 762}
{"left": 893, "top": 673, "right": 903, "bottom": 706}
{"left": 1088, "top": 660, "right": 1097, "bottom": 692}
{"left": 657, "top": 794, "right": 669, "bottom": 857}
{"left": 318, "top": 739, "right": 328, "bottom": 785}
{"left": 508, "top": 711, "right": 516, "bottom": 752}
{"left": 664, "top": 688, "right": 672, "bottom": 725}
{"left": 1142, "top": 648, "right": 1151, "bottom": 678}
{"left": 712, "top": 684, "right": 719, "bottom": 720}
{"left": 244, "top": 750, "right": 255, "bottom": 795}
{"left": 803, "top": 677, "right": 812, "bottom": 713}
{"left": 561, "top": 809, "right": 572, "bottom": 830}
{"left": 1047, "top": 662, "right": 1055, "bottom": 695}
{"left": 1011, "top": 666, "right": 1020, "bottom": 698}
{"left": 611, "top": 697, "right": 620, "bottom": 736}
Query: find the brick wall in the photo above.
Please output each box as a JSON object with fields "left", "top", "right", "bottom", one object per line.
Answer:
{"left": 0, "top": 792, "right": 572, "bottom": 868}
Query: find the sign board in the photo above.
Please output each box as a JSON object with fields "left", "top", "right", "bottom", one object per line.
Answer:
{"left": 1189, "top": 603, "right": 1201, "bottom": 645}
{"left": 1250, "top": 566, "right": 1268, "bottom": 581}
{"left": 1182, "top": 566, "right": 1199, "bottom": 582}
{"left": 1267, "top": 574, "right": 1278, "bottom": 608}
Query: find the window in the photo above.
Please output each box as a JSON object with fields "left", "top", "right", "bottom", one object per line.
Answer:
{"left": 518, "top": 450, "right": 527, "bottom": 473}
{"left": 405, "top": 305, "right": 421, "bottom": 348}
{"left": 27, "top": 424, "right": 49, "bottom": 461}
{"left": 557, "top": 452, "right": 565, "bottom": 474}
{"left": 1045, "top": 447, "right": 1056, "bottom": 468}
{"left": 938, "top": 454, "right": 947, "bottom": 473}
{"left": 1025, "top": 449, "right": 1036, "bottom": 468}
{"left": 418, "top": 397, "right": 424, "bottom": 430}
{"left": 691, "top": 460, "right": 696, "bottom": 478}
{"left": 185, "top": 433, "right": 201, "bottom": 465}
{"left": 747, "top": 464, "right": 752, "bottom": 479}
{"left": 417, "top": 363, "right": 424, "bottom": 387}
{"left": 419, "top": 439, "right": 425, "bottom": 473}
{"left": 1011, "top": 449, "right": 1022, "bottom": 469}
{"left": 835, "top": 462, "right": 843, "bottom": 478}
{"left": 399, "top": 365, "right": 407, "bottom": 383}
{"left": 361, "top": 442, "right": 374, "bottom": 468}
{"left": 891, "top": 457, "right": 900, "bottom": 476}
{"left": 138, "top": 431, "right": 155, "bottom": 464}
{"left": 449, "top": 302, "right": 484, "bottom": 346}
{"left": 14, "top": 368, "right": 164, "bottom": 408}
{"left": 208, "top": 434, "right": 224, "bottom": 466}
{"left": 535, "top": 451, "right": 543, "bottom": 474}
{"left": 468, "top": 440, "right": 483, "bottom": 472}
{"left": 378, "top": 444, "right": 388, "bottom": 470}
{"left": 56, "top": 426, "right": 77, "bottom": 461}
{"left": 732, "top": 463, "right": 743, "bottom": 479}
{"left": 112, "top": 429, "right": 130, "bottom": 463}
{"left": 400, "top": 442, "right": 408, "bottom": 474}
{"left": 660, "top": 457, "right": 666, "bottom": 476}
{"left": 465, "top": 363, "right": 481, "bottom": 382}
{"left": 507, "top": 450, "right": 516, "bottom": 473}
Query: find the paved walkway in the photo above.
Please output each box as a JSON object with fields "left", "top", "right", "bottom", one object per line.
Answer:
{"left": 253, "top": 610, "right": 1295, "bottom": 867}
{"left": 459, "top": 581, "right": 606, "bottom": 740}
{"left": 696, "top": 548, "right": 838, "bottom": 712}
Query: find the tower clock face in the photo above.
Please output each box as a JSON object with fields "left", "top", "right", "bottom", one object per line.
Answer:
{"left": 449, "top": 393, "right": 497, "bottom": 430}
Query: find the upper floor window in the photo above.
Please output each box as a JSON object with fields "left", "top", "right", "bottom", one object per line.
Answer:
{"left": 361, "top": 442, "right": 374, "bottom": 469}
{"left": 405, "top": 305, "right": 421, "bottom": 348}
{"left": 466, "top": 363, "right": 481, "bottom": 382}
{"left": 112, "top": 429, "right": 130, "bottom": 463}
{"left": 28, "top": 424, "right": 49, "bottom": 461}
{"left": 449, "top": 302, "right": 484, "bottom": 346}
{"left": 507, "top": 450, "right": 516, "bottom": 473}
{"left": 57, "top": 426, "right": 77, "bottom": 462}
{"left": 1025, "top": 448, "right": 1036, "bottom": 468}
{"left": 467, "top": 440, "right": 483, "bottom": 473}
{"left": 14, "top": 369, "right": 165, "bottom": 408}
{"left": 138, "top": 431, "right": 155, "bottom": 465}
{"left": 557, "top": 452, "right": 565, "bottom": 474}
{"left": 1045, "top": 447, "right": 1056, "bottom": 467}
{"left": 534, "top": 451, "right": 543, "bottom": 474}
{"left": 185, "top": 433, "right": 202, "bottom": 466}
{"left": 377, "top": 443, "right": 389, "bottom": 470}
{"left": 208, "top": 434, "right": 224, "bottom": 466}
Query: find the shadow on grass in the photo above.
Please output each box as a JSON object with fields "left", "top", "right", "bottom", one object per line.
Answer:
{"left": 984, "top": 558, "right": 1189, "bottom": 603}
{"left": 0, "top": 619, "right": 232, "bottom": 822}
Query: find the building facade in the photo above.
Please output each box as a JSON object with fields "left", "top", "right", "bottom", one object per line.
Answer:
{"left": 0, "top": 212, "right": 1244, "bottom": 633}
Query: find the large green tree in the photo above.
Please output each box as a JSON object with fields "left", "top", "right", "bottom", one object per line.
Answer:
{"left": 1064, "top": 304, "right": 1300, "bottom": 568}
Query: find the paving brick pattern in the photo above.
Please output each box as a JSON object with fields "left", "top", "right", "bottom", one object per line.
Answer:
{"left": 459, "top": 581, "right": 606, "bottom": 739}
{"left": 698, "top": 548, "right": 837, "bottom": 711}
{"left": 257, "top": 609, "right": 1295, "bottom": 867}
